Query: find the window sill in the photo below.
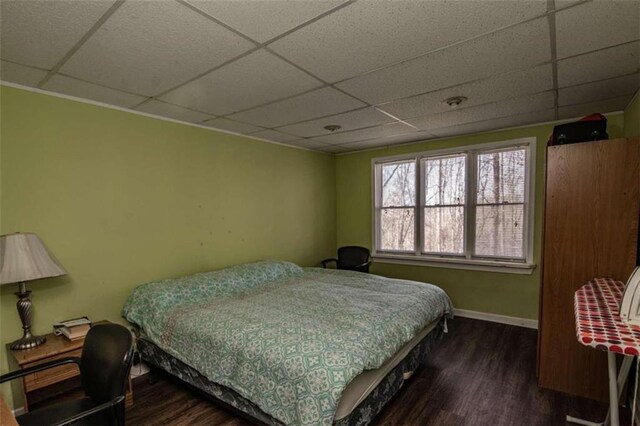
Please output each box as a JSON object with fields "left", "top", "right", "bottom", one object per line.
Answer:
{"left": 372, "top": 254, "right": 536, "bottom": 275}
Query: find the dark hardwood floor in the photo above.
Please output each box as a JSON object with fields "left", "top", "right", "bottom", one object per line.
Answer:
{"left": 126, "top": 318, "right": 614, "bottom": 425}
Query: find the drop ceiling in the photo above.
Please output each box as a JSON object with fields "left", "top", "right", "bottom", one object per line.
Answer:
{"left": 1, "top": 0, "right": 638, "bottom": 154}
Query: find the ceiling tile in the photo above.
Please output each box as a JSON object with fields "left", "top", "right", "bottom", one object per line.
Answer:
{"left": 159, "top": 50, "right": 322, "bottom": 116}
{"left": 270, "top": 0, "right": 546, "bottom": 82}
{"left": 61, "top": 0, "right": 254, "bottom": 96}
{"left": 311, "top": 122, "right": 415, "bottom": 145}
{"left": 337, "top": 139, "right": 396, "bottom": 150}
{"left": 430, "top": 109, "right": 557, "bottom": 138}
{"left": 227, "top": 87, "right": 366, "bottom": 128}
{"left": 558, "top": 95, "right": 633, "bottom": 119}
{"left": 0, "top": 0, "right": 116, "bottom": 69}
{"left": 43, "top": 74, "right": 147, "bottom": 108}
{"left": 336, "top": 18, "right": 551, "bottom": 105}
{"left": 557, "top": 41, "right": 640, "bottom": 87}
{"left": 315, "top": 144, "right": 350, "bottom": 153}
{"left": 284, "top": 139, "right": 336, "bottom": 151}
{"left": 378, "top": 64, "right": 553, "bottom": 120}
{"left": 0, "top": 61, "right": 48, "bottom": 87}
{"left": 554, "top": 1, "right": 584, "bottom": 10}
{"left": 250, "top": 129, "right": 298, "bottom": 143}
{"left": 201, "top": 118, "right": 264, "bottom": 134}
{"left": 407, "top": 91, "right": 555, "bottom": 130}
{"left": 559, "top": 73, "right": 640, "bottom": 106}
{"left": 339, "top": 131, "right": 437, "bottom": 151}
{"left": 135, "top": 100, "right": 214, "bottom": 123}
{"left": 186, "top": 0, "right": 344, "bottom": 43}
{"left": 555, "top": 1, "right": 640, "bottom": 59}
{"left": 276, "top": 107, "right": 394, "bottom": 138}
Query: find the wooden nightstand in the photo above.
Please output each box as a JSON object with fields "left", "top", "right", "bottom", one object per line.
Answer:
{"left": 7, "top": 322, "right": 133, "bottom": 412}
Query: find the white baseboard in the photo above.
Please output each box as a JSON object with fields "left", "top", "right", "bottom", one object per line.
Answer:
{"left": 12, "top": 407, "right": 25, "bottom": 416}
{"left": 453, "top": 308, "right": 538, "bottom": 329}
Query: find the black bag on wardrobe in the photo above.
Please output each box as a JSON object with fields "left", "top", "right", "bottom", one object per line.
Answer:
{"left": 549, "top": 113, "right": 608, "bottom": 146}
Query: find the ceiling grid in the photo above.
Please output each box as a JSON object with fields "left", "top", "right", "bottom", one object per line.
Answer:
{"left": 1, "top": 0, "right": 637, "bottom": 153}
{"left": 547, "top": 0, "right": 560, "bottom": 120}
{"left": 36, "top": 0, "right": 126, "bottom": 88}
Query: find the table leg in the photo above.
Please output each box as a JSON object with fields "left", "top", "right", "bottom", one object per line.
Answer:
{"left": 567, "top": 354, "right": 634, "bottom": 426}
{"left": 608, "top": 352, "right": 621, "bottom": 426}
{"left": 604, "top": 355, "right": 634, "bottom": 426}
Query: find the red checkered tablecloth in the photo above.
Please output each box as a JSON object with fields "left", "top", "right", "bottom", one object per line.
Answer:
{"left": 575, "top": 278, "right": 640, "bottom": 356}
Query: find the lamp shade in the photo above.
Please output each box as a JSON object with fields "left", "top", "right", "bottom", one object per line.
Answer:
{"left": 0, "top": 233, "right": 67, "bottom": 285}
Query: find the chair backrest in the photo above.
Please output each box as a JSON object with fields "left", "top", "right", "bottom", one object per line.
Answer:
{"left": 80, "top": 324, "right": 134, "bottom": 405}
{"left": 337, "top": 246, "right": 371, "bottom": 273}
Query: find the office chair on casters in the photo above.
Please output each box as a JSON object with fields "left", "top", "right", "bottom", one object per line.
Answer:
{"left": 1, "top": 323, "right": 134, "bottom": 426}
{"left": 322, "top": 246, "right": 372, "bottom": 273}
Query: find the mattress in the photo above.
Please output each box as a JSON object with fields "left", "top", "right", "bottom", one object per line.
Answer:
{"left": 136, "top": 318, "right": 445, "bottom": 425}
{"left": 333, "top": 319, "right": 438, "bottom": 421}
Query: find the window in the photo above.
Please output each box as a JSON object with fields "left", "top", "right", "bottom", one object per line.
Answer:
{"left": 423, "top": 154, "right": 466, "bottom": 255}
{"left": 373, "top": 138, "right": 535, "bottom": 272}
{"left": 379, "top": 160, "right": 415, "bottom": 251}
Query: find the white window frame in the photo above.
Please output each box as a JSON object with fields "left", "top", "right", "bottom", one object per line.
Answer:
{"left": 372, "top": 137, "right": 536, "bottom": 274}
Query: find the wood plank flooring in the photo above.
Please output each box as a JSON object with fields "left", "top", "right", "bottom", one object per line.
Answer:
{"left": 126, "top": 317, "right": 615, "bottom": 425}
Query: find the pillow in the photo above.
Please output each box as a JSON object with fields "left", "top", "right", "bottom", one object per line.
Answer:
{"left": 122, "top": 260, "right": 302, "bottom": 330}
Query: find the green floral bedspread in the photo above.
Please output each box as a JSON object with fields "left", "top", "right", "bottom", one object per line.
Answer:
{"left": 123, "top": 261, "right": 452, "bottom": 425}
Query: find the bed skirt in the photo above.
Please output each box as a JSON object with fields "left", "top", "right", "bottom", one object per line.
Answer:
{"left": 136, "top": 318, "right": 445, "bottom": 426}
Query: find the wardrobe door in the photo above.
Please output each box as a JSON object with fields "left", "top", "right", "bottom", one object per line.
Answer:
{"left": 538, "top": 138, "right": 640, "bottom": 401}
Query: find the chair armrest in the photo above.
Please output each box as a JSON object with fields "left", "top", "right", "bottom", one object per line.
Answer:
{"left": 0, "top": 357, "right": 81, "bottom": 384}
{"left": 321, "top": 258, "right": 338, "bottom": 268}
{"left": 51, "top": 395, "right": 125, "bottom": 426}
{"left": 354, "top": 258, "right": 372, "bottom": 269}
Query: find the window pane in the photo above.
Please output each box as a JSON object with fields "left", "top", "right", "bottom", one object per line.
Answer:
{"left": 477, "top": 149, "right": 525, "bottom": 204}
{"left": 424, "top": 155, "right": 466, "bottom": 206}
{"left": 380, "top": 208, "right": 414, "bottom": 251}
{"left": 475, "top": 205, "right": 524, "bottom": 258}
{"left": 382, "top": 161, "right": 415, "bottom": 207}
{"left": 424, "top": 207, "right": 464, "bottom": 254}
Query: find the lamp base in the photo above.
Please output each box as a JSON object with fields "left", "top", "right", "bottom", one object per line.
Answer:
{"left": 10, "top": 334, "right": 46, "bottom": 350}
{"left": 10, "top": 282, "right": 47, "bottom": 350}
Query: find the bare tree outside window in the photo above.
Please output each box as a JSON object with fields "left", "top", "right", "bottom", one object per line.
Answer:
{"left": 380, "top": 161, "right": 415, "bottom": 251}
{"left": 423, "top": 155, "right": 466, "bottom": 254}
{"left": 475, "top": 148, "right": 526, "bottom": 258}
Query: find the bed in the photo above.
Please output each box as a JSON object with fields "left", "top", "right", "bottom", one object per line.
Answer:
{"left": 123, "top": 261, "right": 453, "bottom": 425}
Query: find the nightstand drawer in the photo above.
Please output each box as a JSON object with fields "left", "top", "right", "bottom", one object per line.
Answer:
{"left": 23, "top": 349, "right": 82, "bottom": 392}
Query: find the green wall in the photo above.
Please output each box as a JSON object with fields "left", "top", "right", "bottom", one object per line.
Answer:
{"left": 1, "top": 83, "right": 636, "bottom": 409}
{"left": 0, "top": 86, "right": 336, "bottom": 408}
{"left": 335, "top": 114, "right": 625, "bottom": 320}
{"left": 625, "top": 91, "right": 639, "bottom": 137}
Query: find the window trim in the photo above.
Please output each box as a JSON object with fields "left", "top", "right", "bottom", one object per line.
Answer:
{"left": 371, "top": 137, "right": 536, "bottom": 273}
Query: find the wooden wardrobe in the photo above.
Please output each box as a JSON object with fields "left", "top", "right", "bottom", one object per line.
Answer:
{"left": 538, "top": 138, "right": 640, "bottom": 401}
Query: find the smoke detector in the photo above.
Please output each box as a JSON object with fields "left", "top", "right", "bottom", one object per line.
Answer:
{"left": 443, "top": 96, "right": 467, "bottom": 108}
{"left": 324, "top": 124, "right": 342, "bottom": 132}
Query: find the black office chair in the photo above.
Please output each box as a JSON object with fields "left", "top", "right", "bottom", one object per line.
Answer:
{"left": 321, "top": 246, "right": 372, "bottom": 273}
{"left": 1, "top": 323, "right": 134, "bottom": 426}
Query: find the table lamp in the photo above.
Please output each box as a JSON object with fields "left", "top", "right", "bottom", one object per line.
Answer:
{"left": 0, "top": 233, "right": 67, "bottom": 350}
